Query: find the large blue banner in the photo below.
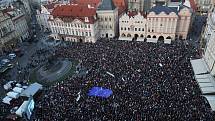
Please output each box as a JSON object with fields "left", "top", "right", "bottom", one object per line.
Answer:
{"left": 88, "top": 86, "right": 113, "bottom": 98}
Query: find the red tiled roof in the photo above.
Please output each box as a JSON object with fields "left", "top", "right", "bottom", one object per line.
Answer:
{"left": 51, "top": 4, "right": 97, "bottom": 24}
{"left": 43, "top": 3, "right": 59, "bottom": 10}
{"left": 113, "top": 0, "right": 126, "bottom": 15}
{"left": 71, "top": 0, "right": 101, "bottom": 7}
{"left": 127, "top": 11, "right": 146, "bottom": 18}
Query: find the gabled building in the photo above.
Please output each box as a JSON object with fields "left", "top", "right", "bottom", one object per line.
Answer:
{"left": 119, "top": 4, "right": 192, "bottom": 43}
{"left": 49, "top": 4, "right": 99, "bottom": 43}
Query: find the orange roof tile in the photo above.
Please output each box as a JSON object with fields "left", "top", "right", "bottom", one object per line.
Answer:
{"left": 51, "top": 4, "right": 97, "bottom": 24}
{"left": 71, "top": 0, "right": 101, "bottom": 7}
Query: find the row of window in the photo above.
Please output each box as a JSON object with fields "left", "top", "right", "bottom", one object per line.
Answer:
{"left": 101, "top": 25, "right": 112, "bottom": 29}
{"left": 50, "top": 22, "right": 91, "bottom": 29}
{"left": 121, "top": 27, "right": 144, "bottom": 31}
{"left": 99, "top": 17, "right": 112, "bottom": 22}
{"left": 121, "top": 21, "right": 144, "bottom": 24}
{"left": 52, "top": 27, "right": 92, "bottom": 37}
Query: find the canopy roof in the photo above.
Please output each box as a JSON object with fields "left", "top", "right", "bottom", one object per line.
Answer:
{"left": 196, "top": 74, "right": 215, "bottom": 94}
{"left": 21, "top": 83, "right": 42, "bottom": 97}
{"left": 204, "top": 95, "right": 215, "bottom": 111}
{"left": 190, "top": 59, "right": 209, "bottom": 75}
{"left": 15, "top": 101, "right": 29, "bottom": 117}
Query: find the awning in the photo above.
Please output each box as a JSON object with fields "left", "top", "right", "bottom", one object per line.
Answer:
{"left": 136, "top": 37, "right": 144, "bottom": 41}
{"left": 21, "top": 83, "right": 42, "bottom": 97}
{"left": 118, "top": 37, "right": 132, "bottom": 41}
{"left": 190, "top": 59, "right": 209, "bottom": 75}
{"left": 147, "top": 38, "right": 157, "bottom": 43}
{"left": 164, "top": 39, "right": 171, "bottom": 44}
{"left": 196, "top": 74, "right": 215, "bottom": 94}
{"left": 203, "top": 95, "right": 215, "bottom": 111}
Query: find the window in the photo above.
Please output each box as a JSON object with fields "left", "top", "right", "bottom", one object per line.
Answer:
{"left": 135, "top": 28, "right": 137, "bottom": 31}
{"left": 139, "top": 28, "right": 141, "bottom": 31}
{"left": 109, "top": 18, "right": 111, "bottom": 21}
{"left": 148, "top": 29, "right": 150, "bottom": 32}
{"left": 89, "top": 32, "right": 91, "bottom": 36}
{"left": 86, "top": 32, "right": 88, "bottom": 36}
{"left": 121, "top": 27, "right": 123, "bottom": 30}
{"left": 160, "top": 24, "right": 162, "bottom": 26}
{"left": 128, "top": 28, "right": 130, "bottom": 31}
{"left": 88, "top": 25, "right": 90, "bottom": 28}
{"left": 105, "top": 17, "right": 107, "bottom": 21}
{"left": 142, "top": 28, "right": 144, "bottom": 31}
{"left": 110, "top": 26, "right": 112, "bottom": 29}
{"left": 75, "top": 24, "right": 77, "bottom": 28}
{"left": 78, "top": 24, "right": 80, "bottom": 28}
{"left": 124, "top": 27, "right": 126, "bottom": 30}
{"left": 152, "top": 29, "right": 154, "bottom": 32}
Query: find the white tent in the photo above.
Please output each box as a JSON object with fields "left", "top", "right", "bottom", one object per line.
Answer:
{"left": 4, "top": 81, "right": 14, "bottom": 90}
{"left": 203, "top": 95, "right": 215, "bottom": 111}
{"left": 15, "top": 101, "right": 29, "bottom": 117}
{"left": 21, "top": 83, "right": 42, "bottom": 97}
{"left": 7, "top": 92, "right": 19, "bottom": 99}
{"left": 2, "top": 96, "right": 13, "bottom": 104}
{"left": 190, "top": 59, "right": 209, "bottom": 75}
{"left": 147, "top": 38, "right": 157, "bottom": 43}
{"left": 13, "top": 87, "right": 24, "bottom": 93}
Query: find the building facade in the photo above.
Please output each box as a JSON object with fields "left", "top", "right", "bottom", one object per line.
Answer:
{"left": 202, "top": 9, "right": 215, "bottom": 75}
{"left": 36, "top": 3, "right": 57, "bottom": 32}
{"left": 97, "top": 0, "right": 118, "bottom": 38}
{"left": 0, "top": 11, "right": 17, "bottom": 54}
{"left": 119, "top": 12, "right": 147, "bottom": 40}
{"left": 195, "top": 0, "right": 213, "bottom": 12}
{"left": 119, "top": 5, "right": 192, "bottom": 42}
{"left": 48, "top": 4, "right": 99, "bottom": 43}
{"left": 5, "top": 8, "right": 30, "bottom": 42}
{"left": 128, "top": 0, "right": 145, "bottom": 11}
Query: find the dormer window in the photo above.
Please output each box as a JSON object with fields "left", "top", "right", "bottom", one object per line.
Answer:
{"left": 85, "top": 17, "right": 89, "bottom": 22}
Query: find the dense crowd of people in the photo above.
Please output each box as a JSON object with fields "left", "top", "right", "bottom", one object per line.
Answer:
{"left": 33, "top": 39, "right": 214, "bottom": 121}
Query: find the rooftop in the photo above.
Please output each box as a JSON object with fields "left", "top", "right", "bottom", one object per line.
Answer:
{"left": 97, "top": 0, "right": 116, "bottom": 11}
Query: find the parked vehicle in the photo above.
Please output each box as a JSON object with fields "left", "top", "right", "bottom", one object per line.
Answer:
{"left": 1, "top": 59, "right": 10, "bottom": 65}
{"left": 8, "top": 53, "right": 16, "bottom": 60}
{"left": 7, "top": 63, "right": 14, "bottom": 69}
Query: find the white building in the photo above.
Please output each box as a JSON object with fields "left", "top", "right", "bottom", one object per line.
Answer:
{"left": 202, "top": 8, "right": 215, "bottom": 75}
{"left": 119, "top": 5, "right": 192, "bottom": 43}
{"left": 36, "top": 3, "right": 57, "bottom": 32}
{"left": 97, "top": 0, "right": 118, "bottom": 38}
{"left": 119, "top": 12, "right": 147, "bottom": 41}
{"left": 49, "top": 4, "right": 99, "bottom": 43}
